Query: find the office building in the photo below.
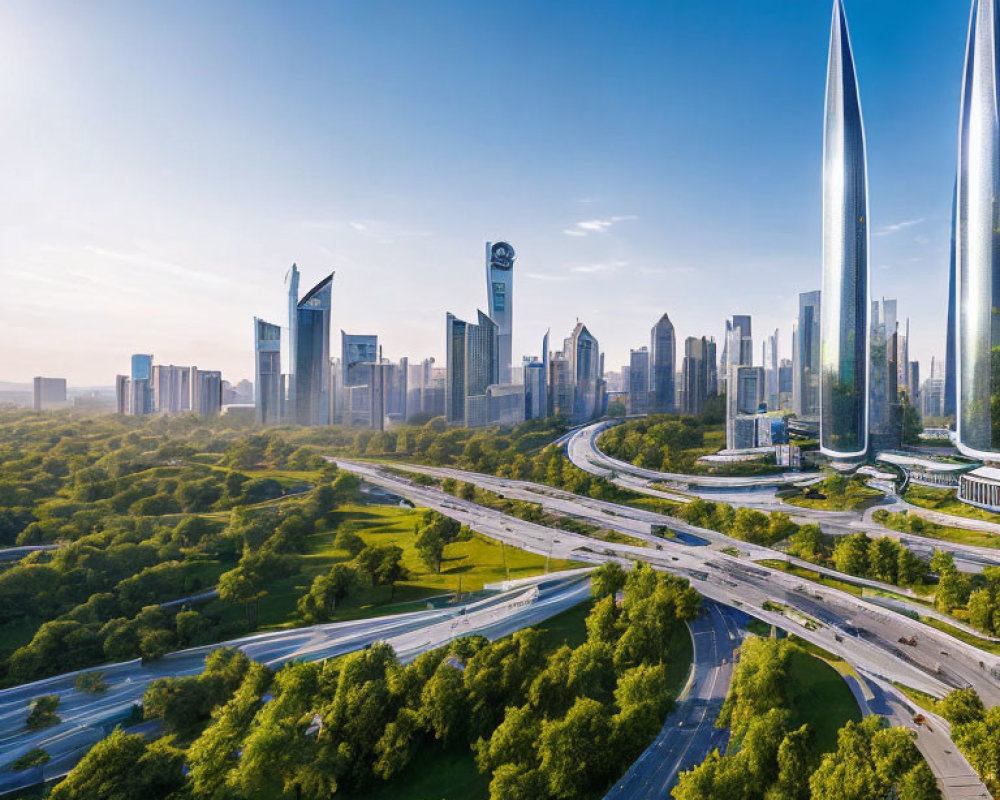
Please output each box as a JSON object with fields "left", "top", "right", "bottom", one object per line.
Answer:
{"left": 869, "top": 298, "right": 901, "bottom": 450}
{"left": 32, "top": 377, "right": 66, "bottom": 411}
{"left": 486, "top": 383, "right": 525, "bottom": 426}
{"left": 763, "top": 330, "right": 779, "bottom": 411}
{"left": 727, "top": 365, "right": 765, "bottom": 450}
{"left": 340, "top": 333, "right": 379, "bottom": 425}
{"left": 628, "top": 347, "right": 650, "bottom": 415}
{"left": 192, "top": 369, "right": 223, "bottom": 416}
{"left": 485, "top": 241, "right": 515, "bottom": 383}
{"left": 524, "top": 331, "right": 549, "bottom": 421}
{"left": 285, "top": 264, "right": 300, "bottom": 416}
{"left": 548, "top": 353, "right": 574, "bottom": 418}
{"left": 793, "top": 290, "right": 822, "bottom": 418}
{"left": 566, "top": 322, "right": 603, "bottom": 424}
{"left": 650, "top": 314, "right": 676, "bottom": 413}
{"left": 778, "top": 358, "right": 793, "bottom": 408}
{"left": 130, "top": 354, "right": 154, "bottom": 416}
{"left": 115, "top": 375, "right": 129, "bottom": 414}
{"left": 254, "top": 318, "right": 282, "bottom": 425}
{"left": 681, "top": 336, "right": 716, "bottom": 416}
{"left": 820, "top": 0, "right": 869, "bottom": 459}
{"left": 292, "top": 273, "right": 334, "bottom": 426}
{"left": 445, "top": 310, "right": 499, "bottom": 427}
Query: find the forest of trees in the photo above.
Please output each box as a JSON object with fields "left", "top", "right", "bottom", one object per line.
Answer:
{"left": 46, "top": 562, "right": 700, "bottom": 800}
{"left": 672, "top": 637, "right": 940, "bottom": 800}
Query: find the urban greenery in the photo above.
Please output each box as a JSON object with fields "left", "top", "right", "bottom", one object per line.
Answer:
{"left": 780, "top": 473, "right": 884, "bottom": 511}
{"left": 937, "top": 687, "right": 1000, "bottom": 796}
{"left": 874, "top": 507, "right": 1000, "bottom": 549}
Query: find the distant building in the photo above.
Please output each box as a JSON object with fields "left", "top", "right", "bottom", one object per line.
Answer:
{"left": 649, "top": 314, "right": 676, "bottom": 414}
{"left": 727, "top": 365, "right": 765, "bottom": 450}
{"left": 763, "top": 330, "right": 779, "bottom": 411}
{"left": 292, "top": 273, "right": 334, "bottom": 426}
{"left": 254, "top": 318, "right": 282, "bottom": 425}
{"left": 566, "top": 322, "right": 603, "bottom": 424}
{"left": 548, "top": 353, "right": 574, "bottom": 418}
{"left": 115, "top": 375, "right": 129, "bottom": 414}
{"left": 445, "top": 310, "right": 498, "bottom": 428}
{"left": 778, "top": 358, "right": 793, "bottom": 409}
{"left": 681, "top": 336, "right": 716, "bottom": 416}
{"left": 628, "top": 347, "right": 650, "bottom": 415}
{"left": 192, "top": 369, "right": 223, "bottom": 416}
{"left": 869, "top": 299, "right": 901, "bottom": 451}
{"left": 487, "top": 383, "right": 525, "bottom": 426}
{"left": 341, "top": 333, "right": 379, "bottom": 426}
{"left": 485, "top": 241, "right": 515, "bottom": 383}
{"left": 130, "top": 354, "right": 154, "bottom": 416}
{"left": 793, "top": 290, "right": 821, "bottom": 419}
{"left": 32, "top": 377, "right": 66, "bottom": 411}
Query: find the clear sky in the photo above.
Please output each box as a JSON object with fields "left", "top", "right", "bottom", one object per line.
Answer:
{"left": 0, "top": 0, "right": 968, "bottom": 386}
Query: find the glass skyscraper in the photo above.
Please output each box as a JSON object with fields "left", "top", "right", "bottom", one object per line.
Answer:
{"left": 254, "top": 318, "right": 282, "bottom": 425}
{"left": 485, "top": 241, "right": 515, "bottom": 384}
{"left": 820, "top": 0, "right": 869, "bottom": 459}
{"left": 956, "top": 0, "right": 1000, "bottom": 457}
{"left": 293, "top": 273, "right": 334, "bottom": 426}
{"left": 650, "top": 313, "right": 676, "bottom": 413}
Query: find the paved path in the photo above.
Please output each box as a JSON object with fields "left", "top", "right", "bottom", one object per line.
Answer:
{"left": 603, "top": 601, "right": 744, "bottom": 800}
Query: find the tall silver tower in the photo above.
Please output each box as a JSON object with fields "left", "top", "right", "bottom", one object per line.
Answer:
{"left": 486, "top": 241, "right": 515, "bottom": 384}
{"left": 820, "top": 0, "right": 869, "bottom": 459}
{"left": 956, "top": 0, "right": 1000, "bottom": 458}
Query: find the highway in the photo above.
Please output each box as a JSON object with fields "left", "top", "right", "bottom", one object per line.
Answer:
{"left": 567, "top": 421, "right": 1000, "bottom": 573}
{"left": 333, "top": 459, "right": 996, "bottom": 799}
{"left": 0, "top": 572, "right": 589, "bottom": 796}
{"left": 603, "top": 601, "right": 744, "bottom": 800}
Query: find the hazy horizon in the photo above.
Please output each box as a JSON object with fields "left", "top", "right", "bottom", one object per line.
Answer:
{"left": 2, "top": 1, "right": 964, "bottom": 385}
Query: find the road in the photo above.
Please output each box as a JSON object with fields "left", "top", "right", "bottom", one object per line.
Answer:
{"left": 567, "top": 422, "right": 1000, "bottom": 573}
{"left": 0, "top": 572, "right": 589, "bottom": 796}
{"left": 332, "top": 459, "right": 994, "bottom": 799}
{"left": 603, "top": 601, "right": 744, "bottom": 800}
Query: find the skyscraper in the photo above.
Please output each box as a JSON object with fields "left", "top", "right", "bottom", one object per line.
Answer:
{"left": 567, "top": 322, "right": 603, "bottom": 423}
{"left": 945, "top": 183, "right": 958, "bottom": 419}
{"left": 444, "top": 310, "right": 499, "bottom": 427}
{"left": 285, "top": 264, "right": 300, "bottom": 415}
{"left": 955, "top": 0, "right": 1000, "bottom": 458}
{"left": 485, "top": 241, "right": 515, "bottom": 384}
{"left": 869, "top": 299, "right": 901, "bottom": 450}
{"left": 681, "top": 336, "right": 716, "bottom": 416}
{"left": 293, "top": 273, "right": 334, "bottom": 426}
{"left": 254, "top": 318, "right": 282, "bottom": 425}
{"left": 820, "top": 0, "right": 869, "bottom": 459}
{"left": 650, "top": 313, "right": 676, "bottom": 414}
{"left": 130, "top": 354, "right": 154, "bottom": 416}
{"left": 628, "top": 347, "right": 650, "bottom": 415}
{"left": 340, "top": 332, "right": 378, "bottom": 425}
{"left": 763, "top": 329, "right": 779, "bottom": 411}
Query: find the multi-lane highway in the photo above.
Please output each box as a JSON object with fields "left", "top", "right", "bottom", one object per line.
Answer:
{"left": 567, "top": 421, "right": 1000, "bottom": 573}
{"left": 603, "top": 600, "right": 744, "bottom": 800}
{"left": 332, "top": 458, "right": 994, "bottom": 798}
{"left": 0, "top": 572, "right": 589, "bottom": 796}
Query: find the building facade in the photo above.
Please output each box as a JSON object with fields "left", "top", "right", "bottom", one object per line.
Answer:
{"left": 628, "top": 347, "right": 650, "bottom": 416}
{"left": 820, "top": 0, "right": 869, "bottom": 459}
{"left": 293, "top": 273, "right": 334, "bottom": 426}
{"left": 793, "top": 290, "right": 822, "bottom": 419}
{"left": 485, "top": 241, "right": 515, "bottom": 384}
{"left": 33, "top": 377, "right": 66, "bottom": 411}
{"left": 254, "top": 318, "right": 282, "bottom": 425}
{"left": 649, "top": 314, "right": 676, "bottom": 414}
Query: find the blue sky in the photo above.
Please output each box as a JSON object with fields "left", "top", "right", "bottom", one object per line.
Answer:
{"left": 0, "top": 0, "right": 967, "bottom": 384}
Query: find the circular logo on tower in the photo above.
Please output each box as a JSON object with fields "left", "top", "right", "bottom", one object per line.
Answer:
{"left": 490, "top": 241, "right": 515, "bottom": 270}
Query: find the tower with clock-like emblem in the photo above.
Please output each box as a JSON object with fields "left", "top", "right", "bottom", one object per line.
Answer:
{"left": 486, "top": 241, "right": 515, "bottom": 384}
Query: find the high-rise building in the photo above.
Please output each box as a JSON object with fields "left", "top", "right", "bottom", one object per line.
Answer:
{"left": 567, "top": 322, "right": 603, "bottom": 423}
{"left": 115, "top": 375, "right": 129, "bottom": 414}
{"left": 763, "top": 329, "right": 779, "bottom": 411}
{"left": 292, "top": 273, "right": 334, "bottom": 426}
{"left": 945, "top": 183, "right": 958, "bottom": 419}
{"left": 726, "top": 365, "right": 766, "bottom": 450}
{"left": 955, "top": 1, "right": 1000, "bottom": 458}
{"left": 731, "top": 315, "right": 753, "bottom": 366}
{"left": 628, "top": 347, "right": 650, "bottom": 415}
{"left": 485, "top": 241, "right": 515, "bottom": 384}
{"left": 549, "top": 353, "right": 573, "bottom": 418}
{"left": 681, "top": 336, "right": 716, "bottom": 416}
{"left": 524, "top": 330, "right": 549, "bottom": 420}
{"left": 444, "top": 310, "right": 498, "bottom": 427}
{"left": 793, "top": 290, "right": 822, "bottom": 418}
{"left": 32, "top": 377, "right": 66, "bottom": 411}
{"left": 254, "top": 318, "right": 282, "bottom": 425}
{"left": 820, "top": 0, "right": 869, "bottom": 459}
{"left": 130, "top": 354, "right": 154, "bottom": 416}
{"left": 340, "top": 332, "right": 378, "bottom": 425}
{"left": 285, "top": 264, "right": 300, "bottom": 416}
{"left": 649, "top": 314, "right": 676, "bottom": 414}
{"left": 869, "top": 299, "right": 901, "bottom": 450}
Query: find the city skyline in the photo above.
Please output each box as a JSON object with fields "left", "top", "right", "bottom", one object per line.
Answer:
{"left": 0, "top": 1, "right": 967, "bottom": 385}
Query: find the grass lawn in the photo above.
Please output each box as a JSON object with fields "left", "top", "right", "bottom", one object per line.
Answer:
{"left": 904, "top": 485, "right": 1000, "bottom": 526}
{"left": 785, "top": 645, "right": 862, "bottom": 753}
{"left": 781, "top": 475, "right": 884, "bottom": 512}
{"left": 204, "top": 503, "right": 585, "bottom": 632}
{"left": 874, "top": 509, "right": 1000, "bottom": 550}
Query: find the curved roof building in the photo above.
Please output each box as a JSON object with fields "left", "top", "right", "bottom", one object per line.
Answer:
{"left": 820, "top": 0, "right": 870, "bottom": 459}
{"left": 956, "top": 0, "right": 1000, "bottom": 459}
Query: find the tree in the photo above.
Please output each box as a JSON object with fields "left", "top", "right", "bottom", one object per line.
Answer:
{"left": 49, "top": 729, "right": 184, "bottom": 800}
{"left": 538, "top": 697, "right": 615, "bottom": 799}
{"left": 868, "top": 537, "right": 900, "bottom": 584}
{"left": 937, "top": 688, "right": 985, "bottom": 726}
{"left": 833, "top": 533, "right": 870, "bottom": 577}
{"left": 787, "top": 524, "right": 823, "bottom": 561}
{"left": 475, "top": 703, "right": 541, "bottom": 774}
{"left": 298, "top": 563, "right": 362, "bottom": 622}
{"left": 772, "top": 724, "right": 816, "bottom": 800}
{"left": 26, "top": 694, "right": 60, "bottom": 730}
{"left": 415, "top": 525, "right": 446, "bottom": 573}
{"left": 419, "top": 663, "right": 468, "bottom": 745}
{"left": 488, "top": 764, "right": 550, "bottom": 800}
{"left": 355, "top": 544, "right": 408, "bottom": 599}
{"left": 901, "top": 393, "right": 923, "bottom": 445}
{"left": 591, "top": 562, "right": 627, "bottom": 600}
{"left": 334, "top": 527, "right": 366, "bottom": 556}
{"left": 374, "top": 708, "right": 421, "bottom": 780}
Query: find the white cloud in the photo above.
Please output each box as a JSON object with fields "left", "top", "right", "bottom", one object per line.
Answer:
{"left": 524, "top": 272, "right": 569, "bottom": 282}
{"left": 563, "top": 215, "right": 638, "bottom": 237}
{"left": 571, "top": 260, "right": 628, "bottom": 274}
{"left": 876, "top": 218, "right": 924, "bottom": 236}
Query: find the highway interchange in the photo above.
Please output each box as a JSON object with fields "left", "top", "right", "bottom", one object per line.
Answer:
{"left": 334, "top": 456, "right": 996, "bottom": 799}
